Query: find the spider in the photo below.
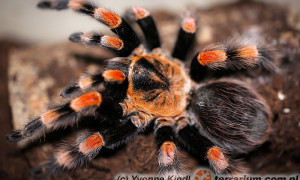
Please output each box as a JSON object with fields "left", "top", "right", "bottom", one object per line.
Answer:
{"left": 7, "top": 0, "right": 274, "bottom": 178}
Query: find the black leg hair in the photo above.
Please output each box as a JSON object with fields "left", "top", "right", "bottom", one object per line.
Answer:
{"left": 61, "top": 73, "right": 103, "bottom": 98}
{"left": 60, "top": 68, "right": 127, "bottom": 99}
{"left": 69, "top": 32, "right": 132, "bottom": 56}
{"left": 190, "top": 37, "right": 275, "bottom": 82}
{"left": 154, "top": 119, "right": 181, "bottom": 174}
{"left": 110, "top": 20, "right": 140, "bottom": 56}
{"left": 190, "top": 54, "right": 208, "bottom": 82}
{"left": 30, "top": 132, "right": 102, "bottom": 178}
{"left": 37, "top": 0, "right": 69, "bottom": 10}
{"left": 38, "top": 0, "right": 141, "bottom": 56}
{"left": 177, "top": 123, "right": 230, "bottom": 174}
{"left": 131, "top": 7, "right": 161, "bottom": 51}
{"left": 61, "top": 82, "right": 82, "bottom": 99}
{"left": 7, "top": 65, "right": 132, "bottom": 143}
{"left": 172, "top": 12, "right": 197, "bottom": 61}
{"left": 30, "top": 119, "right": 139, "bottom": 178}
{"left": 6, "top": 91, "right": 107, "bottom": 142}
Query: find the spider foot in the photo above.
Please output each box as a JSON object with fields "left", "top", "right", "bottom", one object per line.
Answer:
{"left": 6, "top": 91, "right": 102, "bottom": 143}
{"left": 6, "top": 130, "right": 25, "bottom": 142}
{"left": 172, "top": 10, "right": 197, "bottom": 60}
{"left": 158, "top": 141, "right": 181, "bottom": 174}
{"left": 155, "top": 119, "right": 182, "bottom": 174}
{"left": 69, "top": 32, "right": 124, "bottom": 53}
{"left": 7, "top": 117, "right": 44, "bottom": 142}
{"left": 37, "top": 0, "right": 69, "bottom": 10}
{"left": 60, "top": 82, "right": 82, "bottom": 98}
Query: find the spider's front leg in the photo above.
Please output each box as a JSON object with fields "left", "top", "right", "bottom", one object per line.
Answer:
{"left": 6, "top": 69, "right": 127, "bottom": 142}
{"left": 28, "top": 99, "right": 154, "bottom": 178}
{"left": 6, "top": 91, "right": 103, "bottom": 142}
{"left": 7, "top": 67, "right": 152, "bottom": 177}
{"left": 38, "top": 0, "right": 141, "bottom": 56}
{"left": 30, "top": 118, "right": 139, "bottom": 178}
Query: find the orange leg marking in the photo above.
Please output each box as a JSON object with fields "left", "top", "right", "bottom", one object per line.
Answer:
{"left": 94, "top": 8, "right": 122, "bottom": 28}
{"left": 41, "top": 109, "right": 65, "bottom": 125}
{"left": 132, "top": 6, "right": 150, "bottom": 20}
{"left": 207, "top": 146, "right": 222, "bottom": 162}
{"left": 102, "top": 70, "right": 126, "bottom": 83}
{"left": 101, "top": 36, "right": 124, "bottom": 50}
{"left": 70, "top": 91, "right": 102, "bottom": 112}
{"left": 79, "top": 32, "right": 94, "bottom": 44}
{"left": 237, "top": 46, "right": 258, "bottom": 60}
{"left": 160, "top": 141, "right": 176, "bottom": 165}
{"left": 56, "top": 150, "right": 73, "bottom": 167}
{"left": 79, "top": 77, "right": 93, "bottom": 90}
{"left": 198, "top": 51, "right": 227, "bottom": 66}
{"left": 68, "top": 0, "right": 85, "bottom": 11}
{"left": 182, "top": 17, "right": 196, "bottom": 33}
{"left": 80, "top": 132, "right": 104, "bottom": 154}
{"left": 207, "top": 146, "right": 229, "bottom": 170}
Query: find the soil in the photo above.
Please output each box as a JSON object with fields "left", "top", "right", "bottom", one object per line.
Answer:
{"left": 0, "top": 1, "right": 299, "bottom": 180}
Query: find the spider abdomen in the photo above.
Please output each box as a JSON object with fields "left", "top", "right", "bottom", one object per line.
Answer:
{"left": 191, "top": 79, "right": 271, "bottom": 154}
{"left": 127, "top": 55, "right": 191, "bottom": 117}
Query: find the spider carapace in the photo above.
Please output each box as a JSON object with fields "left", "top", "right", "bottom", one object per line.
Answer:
{"left": 7, "top": 0, "right": 274, "bottom": 178}
{"left": 127, "top": 54, "right": 191, "bottom": 117}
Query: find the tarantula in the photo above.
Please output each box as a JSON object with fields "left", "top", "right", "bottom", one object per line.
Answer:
{"left": 7, "top": 0, "right": 274, "bottom": 177}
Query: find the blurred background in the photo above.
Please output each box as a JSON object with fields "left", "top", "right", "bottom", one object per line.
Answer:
{"left": 0, "top": 0, "right": 300, "bottom": 179}
{"left": 0, "top": 0, "right": 299, "bottom": 44}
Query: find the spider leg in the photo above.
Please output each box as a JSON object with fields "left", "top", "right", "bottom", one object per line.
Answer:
{"left": 69, "top": 32, "right": 131, "bottom": 56}
{"left": 176, "top": 122, "right": 230, "bottom": 174}
{"left": 7, "top": 62, "right": 130, "bottom": 142}
{"left": 37, "top": 0, "right": 140, "bottom": 56}
{"left": 154, "top": 118, "right": 181, "bottom": 174}
{"left": 172, "top": 12, "right": 197, "bottom": 61}
{"left": 60, "top": 69, "right": 126, "bottom": 98}
{"left": 6, "top": 91, "right": 106, "bottom": 142}
{"left": 190, "top": 38, "right": 275, "bottom": 82}
{"left": 30, "top": 119, "right": 138, "bottom": 178}
{"left": 37, "top": 0, "right": 69, "bottom": 10}
{"left": 131, "top": 7, "right": 161, "bottom": 51}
